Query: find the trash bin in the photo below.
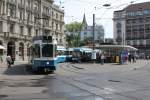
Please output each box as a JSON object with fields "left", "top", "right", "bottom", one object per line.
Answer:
{"left": 116, "top": 56, "right": 120, "bottom": 63}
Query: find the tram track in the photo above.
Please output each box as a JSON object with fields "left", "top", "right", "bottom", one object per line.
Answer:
{"left": 56, "top": 63, "right": 147, "bottom": 100}
{"left": 57, "top": 64, "right": 121, "bottom": 99}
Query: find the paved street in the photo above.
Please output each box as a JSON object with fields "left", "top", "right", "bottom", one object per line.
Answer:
{"left": 0, "top": 60, "right": 150, "bottom": 100}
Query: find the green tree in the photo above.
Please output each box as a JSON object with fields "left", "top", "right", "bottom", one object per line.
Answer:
{"left": 66, "top": 34, "right": 74, "bottom": 47}
{"left": 65, "top": 22, "right": 82, "bottom": 47}
{"left": 66, "top": 22, "right": 82, "bottom": 32}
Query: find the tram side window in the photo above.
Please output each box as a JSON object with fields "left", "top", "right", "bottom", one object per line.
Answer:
{"left": 32, "top": 44, "right": 40, "bottom": 58}
{"left": 42, "top": 44, "right": 53, "bottom": 57}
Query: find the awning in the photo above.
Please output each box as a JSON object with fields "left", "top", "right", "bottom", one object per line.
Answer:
{"left": 0, "top": 45, "right": 6, "bottom": 50}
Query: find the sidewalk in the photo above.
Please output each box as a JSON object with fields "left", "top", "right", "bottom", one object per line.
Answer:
{"left": 0, "top": 61, "right": 28, "bottom": 74}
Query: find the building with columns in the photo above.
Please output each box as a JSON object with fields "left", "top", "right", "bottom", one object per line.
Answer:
{"left": 113, "top": 2, "right": 150, "bottom": 55}
{"left": 0, "top": 0, "right": 65, "bottom": 61}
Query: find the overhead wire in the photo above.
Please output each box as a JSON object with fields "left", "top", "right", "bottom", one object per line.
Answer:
{"left": 58, "top": 0, "right": 147, "bottom": 23}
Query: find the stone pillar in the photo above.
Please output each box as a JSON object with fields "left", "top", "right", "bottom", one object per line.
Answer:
{"left": 24, "top": 0, "right": 27, "bottom": 21}
{"left": 24, "top": 26, "right": 27, "bottom": 36}
{"left": 2, "top": 41, "right": 7, "bottom": 64}
{"left": 24, "top": 43, "right": 28, "bottom": 61}
{"left": 15, "top": 42, "right": 20, "bottom": 61}
{"left": 16, "top": 0, "right": 19, "bottom": 18}
{"left": 14, "top": 23, "right": 19, "bottom": 34}
{"left": 4, "top": 0, "right": 7, "bottom": 15}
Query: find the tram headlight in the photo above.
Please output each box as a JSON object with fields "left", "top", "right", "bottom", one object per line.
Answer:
{"left": 47, "top": 62, "right": 49, "bottom": 65}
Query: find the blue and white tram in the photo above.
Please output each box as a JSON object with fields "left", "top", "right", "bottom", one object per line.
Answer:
{"left": 66, "top": 48, "right": 74, "bottom": 62}
{"left": 56, "top": 45, "right": 67, "bottom": 63}
{"left": 29, "top": 36, "right": 57, "bottom": 73}
{"left": 72, "top": 47, "right": 93, "bottom": 62}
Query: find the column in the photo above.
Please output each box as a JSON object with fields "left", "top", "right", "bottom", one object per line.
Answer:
{"left": 15, "top": 42, "right": 19, "bottom": 61}
{"left": 3, "top": 0, "right": 7, "bottom": 15}
{"left": 24, "top": 26, "right": 28, "bottom": 36}
{"left": 16, "top": 0, "right": 19, "bottom": 18}
{"left": 24, "top": 43, "right": 28, "bottom": 61}
{"left": 24, "top": 0, "right": 27, "bottom": 21}
{"left": 2, "top": 41, "right": 7, "bottom": 64}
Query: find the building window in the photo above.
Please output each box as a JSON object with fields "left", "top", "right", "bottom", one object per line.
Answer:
{"left": 56, "top": 24, "right": 58, "bottom": 30}
{"left": 52, "top": 12, "right": 54, "bottom": 17}
{"left": 20, "top": 11, "right": 23, "bottom": 20}
{"left": 139, "top": 40, "right": 144, "bottom": 45}
{"left": 52, "top": 22, "right": 54, "bottom": 29}
{"left": 20, "top": 26, "right": 24, "bottom": 35}
{"left": 139, "top": 18, "right": 144, "bottom": 23}
{"left": 0, "top": 22, "right": 2, "bottom": 32}
{"left": 10, "top": 24, "right": 14, "bottom": 33}
{"left": 136, "top": 11, "right": 143, "bottom": 16}
{"left": 116, "top": 23, "right": 121, "bottom": 28}
{"left": 56, "top": 13, "right": 58, "bottom": 19}
{"left": 127, "top": 41, "right": 130, "bottom": 45}
{"left": 8, "top": 4, "right": 15, "bottom": 18}
{"left": 60, "top": 15, "right": 63, "bottom": 20}
{"left": 28, "top": 27, "right": 31, "bottom": 36}
{"left": 146, "top": 40, "right": 150, "bottom": 45}
{"left": 35, "top": 29, "right": 38, "bottom": 36}
{"left": 144, "top": 9, "right": 150, "bottom": 15}
{"left": 133, "top": 40, "right": 136, "bottom": 46}
{"left": 117, "top": 29, "right": 121, "bottom": 33}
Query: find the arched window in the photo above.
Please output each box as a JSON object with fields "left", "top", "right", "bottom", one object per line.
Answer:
{"left": 116, "top": 23, "right": 122, "bottom": 28}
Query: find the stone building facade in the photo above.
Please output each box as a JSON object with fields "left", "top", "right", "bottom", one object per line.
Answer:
{"left": 113, "top": 2, "right": 150, "bottom": 55}
{"left": 0, "top": 0, "right": 65, "bottom": 61}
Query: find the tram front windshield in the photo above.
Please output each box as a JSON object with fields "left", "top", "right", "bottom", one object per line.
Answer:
{"left": 42, "top": 44, "right": 53, "bottom": 57}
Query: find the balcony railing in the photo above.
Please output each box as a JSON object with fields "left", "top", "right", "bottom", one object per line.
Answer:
{"left": 27, "top": 20, "right": 34, "bottom": 26}
{"left": 7, "top": 16, "right": 17, "bottom": 22}
{"left": 9, "top": 33, "right": 19, "bottom": 39}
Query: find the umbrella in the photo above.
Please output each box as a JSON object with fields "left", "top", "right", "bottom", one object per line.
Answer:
{"left": 0, "top": 45, "right": 6, "bottom": 50}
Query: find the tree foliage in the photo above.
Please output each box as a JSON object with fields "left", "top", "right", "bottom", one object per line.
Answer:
{"left": 65, "top": 22, "right": 82, "bottom": 47}
{"left": 66, "top": 22, "right": 82, "bottom": 32}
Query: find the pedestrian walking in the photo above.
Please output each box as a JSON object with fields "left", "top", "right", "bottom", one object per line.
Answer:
{"left": 128, "top": 54, "right": 131, "bottom": 63}
{"left": 131, "top": 54, "right": 136, "bottom": 63}
{"left": 6, "top": 55, "right": 12, "bottom": 68}
{"left": 101, "top": 54, "right": 105, "bottom": 65}
{"left": 0, "top": 55, "right": 3, "bottom": 63}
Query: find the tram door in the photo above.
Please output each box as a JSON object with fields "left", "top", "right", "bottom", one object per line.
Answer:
{"left": 7, "top": 41, "right": 15, "bottom": 61}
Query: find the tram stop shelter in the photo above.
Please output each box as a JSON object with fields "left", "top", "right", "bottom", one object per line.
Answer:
{"left": 85, "top": 45, "right": 138, "bottom": 64}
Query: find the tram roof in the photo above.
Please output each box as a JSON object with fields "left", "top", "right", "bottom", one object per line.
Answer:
{"left": 95, "top": 45, "right": 138, "bottom": 51}
{"left": 74, "top": 47, "right": 93, "bottom": 52}
{"left": 83, "top": 45, "right": 138, "bottom": 51}
{"left": 67, "top": 48, "right": 74, "bottom": 51}
{"left": 57, "top": 46, "right": 66, "bottom": 51}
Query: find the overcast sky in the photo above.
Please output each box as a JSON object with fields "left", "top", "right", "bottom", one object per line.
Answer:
{"left": 54, "top": 0, "right": 150, "bottom": 38}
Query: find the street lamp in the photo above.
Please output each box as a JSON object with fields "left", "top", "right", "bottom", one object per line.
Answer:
{"left": 91, "top": 4, "right": 111, "bottom": 62}
{"left": 92, "top": 4, "right": 111, "bottom": 50}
